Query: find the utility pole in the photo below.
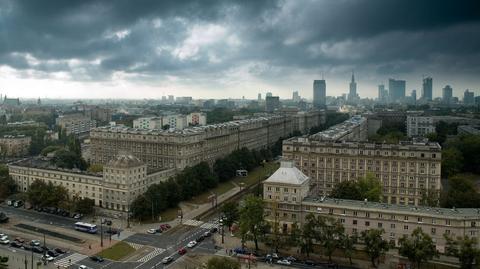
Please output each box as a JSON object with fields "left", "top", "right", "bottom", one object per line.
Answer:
{"left": 43, "top": 232, "right": 47, "bottom": 265}
{"left": 100, "top": 220, "right": 104, "bottom": 247}
{"left": 221, "top": 216, "right": 225, "bottom": 244}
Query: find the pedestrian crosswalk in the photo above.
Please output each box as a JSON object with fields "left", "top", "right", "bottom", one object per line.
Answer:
{"left": 126, "top": 241, "right": 144, "bottom": 250}
{"left": 54, "top": 253, "right": 88, "bottom": 267}
{"left": 200, "top": 222, "right": 219, "bottom": 229}
{"left": 183, "top": 219, "right": 204, "bottom": 227}
{"left": 137, "top": 247, "right": 166, "bottom": 263}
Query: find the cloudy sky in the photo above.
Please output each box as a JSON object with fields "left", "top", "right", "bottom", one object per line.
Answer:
{"left": 0, "top": 0, "right": 479, "bottom": 100}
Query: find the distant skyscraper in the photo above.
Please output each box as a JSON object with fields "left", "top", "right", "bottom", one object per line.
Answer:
{"left": 378, "top": 84, "right": 387, "bottom": 103}
{"left": 442, "top": 85, "right": 453, "bottom": 104}
{"left": 421, "top": 77, "right": 433, "bottom": 101}
{"left": 258, "top": 93, "right": 262, "bottom": 101}
{"left": 348, "top": 72, "right": 357, "bottom": 102}
{"left": 168, "top": 95, "right": 174, "bottom": 103}
{"left": 313, "top": 80, "right": 326, "bottom": 109}
{"left": 292, "top": 91, "right": 300, "bottom": 102}
{"left": 411, "top": 90, "right": 417, "bottom": 104}
{"left": 388, "top": 79, "right": 406, "bottom": 103}
{"left": 464, "top": 90, "right": 475, "bottom": 105}
{"left": 265, "top": 96, "right": 280, "bottom": 112}
{"left": 266, "top": 92, "right": 273, "bottom": 98}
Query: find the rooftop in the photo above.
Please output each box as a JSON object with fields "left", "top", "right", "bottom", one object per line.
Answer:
{"left": 9, "top": 157, "right": 102, "bottom": 177}
{"left": 106, "top": 154, "right": 145, "bottom": 168}
{"left": 309, "top": 115, "right": 365, "bottom": 141}
{"left": 303, "top": 196, "right": 480, "bottom": 219}
{"left": 264, "top": 161, "right": 309, "bottom": 185}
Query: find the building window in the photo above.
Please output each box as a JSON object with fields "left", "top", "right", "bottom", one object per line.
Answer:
{"left": 404, "top": 225, "right": 409, "bottom": 230}
{"left": 365, "top": 221, "right": 370, "bottom": 227}
{"left": 404, "top": 216, "right": 409, "bottom": 221}
{"left": 446, "top": 220, "right": 451, "bottom": 226}
{"left": 431, "top": 228, "right": 436, "bottom": 235}
{"left": 353, "top": 220, "right": 357, "bottom": 225}
{"left": 378, "top": 223, "right": 383, "bottom": 228}
{"left": 471, "top": 222, "right": 476, "bottom": 227}
{"left": 340, "top": 219, "right": 345, "bottom": 223}
{"left": 391, "top": 224, "right": 395, "bottom": 229}
{"left": 418, "top": 217, "right": 423, "bottom": 223}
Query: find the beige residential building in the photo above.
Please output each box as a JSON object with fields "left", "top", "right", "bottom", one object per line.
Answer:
{"left": 90, "top": 115, "right": 294, "bottom": 170}
{"left": 282, "top": 138, "right": 442, "bottom": 206}
{"left": 406, "top": 116, "right": 435, "bottom": 137}
{"left": 0, "top": 135, "right": 31, "bottom": 157}
{"left": 263, "top": 161, "right": 480, "bottom": 253}
{"left": 56, "top": 114, "right": 96, "bottom": 135}
{"left": 8, "top": 155, "right": 176, "bottom": 212}
{"left": 133, "top": 117, "right": 163, "bottom": 130}
{"left": 309, "top": 115, "right": 367, "bottom": 142}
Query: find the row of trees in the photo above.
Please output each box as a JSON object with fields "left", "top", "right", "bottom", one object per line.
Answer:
{"left": 130, "top": 145, "right": 275, "bottom": 220}
{"left": 0, "top": 165, "right": 17, "bottom": 199}
{"left": 26, "top": 179, "right": 94, "bottom": 214}
{"left": 230, "top": 195, "right": 479, "bottom": 269}
{"left": 442, "top": 134, "right": 480, "bottom": 177}
{"left": 330, "top": 173, "right": 382, "bottom": 202}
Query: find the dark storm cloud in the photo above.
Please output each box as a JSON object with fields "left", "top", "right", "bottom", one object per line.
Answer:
{"left": 0, "top": 0, "right": 479, "bottom": 83}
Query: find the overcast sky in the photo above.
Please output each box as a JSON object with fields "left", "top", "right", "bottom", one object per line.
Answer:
{"left": 0, "top": 0, "right": 479, "bottom": 100}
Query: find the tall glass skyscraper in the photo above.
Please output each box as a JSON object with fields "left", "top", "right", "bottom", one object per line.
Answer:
{"left": 313, "top": 80, "right": 326, "bottom": 109}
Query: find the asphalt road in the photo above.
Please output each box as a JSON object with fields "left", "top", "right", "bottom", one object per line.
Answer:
{"left": 0, "top": 204, "right": 78, "bottom": 228}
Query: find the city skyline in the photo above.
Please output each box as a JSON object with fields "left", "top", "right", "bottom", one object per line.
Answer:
{"left": 0, "top": 0, "right": 479, "bottom": 99}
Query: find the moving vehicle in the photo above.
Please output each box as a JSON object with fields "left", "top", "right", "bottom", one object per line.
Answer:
{"left": 78, "top": 265, "right": 88, "bottom": 269}
{"left": 147, "top": 229, "right": 156, "bottom": 234}
{"left": 30, "top": 240, "right": 41, "bottom": 246}
{"left": 90, "top": 256, "right": 104, "bottom": 262}
{"left": 47, "top": 250, "right": 59, "bottom": 257}
{"left": 55, "top": 248, "right": 66, "bottom": 254}
{"left": 162, "top": 256, "right": 174, "bottom": 264}
{"left": 43, "top": 255, "right": 54, "bottom": 262}
{"left": 178, "top": 248, "right": 187, "bottom": 255}
{"left": 186, "top": 241, "right": 197, "bottom": 248}
{"left": 10, "top": 241, "right": 22, "bottom": 248}
{"left": 74, "top": 222, "right": 97, "bottom": 234}
{"left": 277, "top": 259, "right": 291, "bottom": 265}
{"left": 196, "top": 235, "right": 205, "bottom": 242}
{"left": 13, "top": 200, "right": 23, "bottom": 208}
{"left": 203, "top": 231, "right": 211, "bottom": 237}
{"left": 286, "top": 256, "right": 297, "bottom": 262}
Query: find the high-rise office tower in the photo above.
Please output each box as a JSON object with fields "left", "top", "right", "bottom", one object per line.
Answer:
{"left": 313, "top": 80, "right": 326, "bottom": 109}
{"left": 464, "top": 90, "right": 475, "bottom": 105}
{"left": 378, "top": 84, "right": 387, "bottom": 103}
{"left": 258, "top": 93, "right": 262, "bottom": 101}
{"left": 265, "top": 96, "right": 280, "bottom": 112}
{"left": 266, "top": 92, "right": 273, "bottom": 98}
{"left": 348, "top": 72, "right": 357, "bottom": 102}
{"left": 421, "top": 77, "right": 433, "bottom": 101}
{"left": 411, "top": 90, "right": 417, "bottom": 103}
{"left": 388, "top": 79, "right": 406, "bottom": 103}
{"left": 292, "top": 91, "right": 300, "bottom": 102}
{"left": 442, "top": 85, "right": 453, "bottom": 104}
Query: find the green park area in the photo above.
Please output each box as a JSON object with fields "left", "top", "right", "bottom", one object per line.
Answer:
{"left": 96, "top": 241, "right": 135, "bottom": 261}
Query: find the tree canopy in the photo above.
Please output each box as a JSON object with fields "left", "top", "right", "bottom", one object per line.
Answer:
{"left": 206, "top": 257, "right": 240, "bottom": 269}
{"left": 361, "top": 229, "right": 390, "bottom": 268}
{"left": 398, "top": 227, "right": 438, "bottom": 269}
{"left": 330, "top": 173, "right": 382, "bottom": 202}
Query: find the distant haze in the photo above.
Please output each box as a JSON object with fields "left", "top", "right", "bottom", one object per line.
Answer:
{"left": 0, "top": 0, "right": 479, "bottom": 99}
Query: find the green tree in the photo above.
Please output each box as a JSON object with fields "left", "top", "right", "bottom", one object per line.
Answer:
{"left": 445, "top": 235, "right": 480, "bottom": 269}
{"left": 341, "top": 232, "right": 358, "bottom": 265}
{"left": 440, "top": 176, "right": 480, "bottom": 208}
{"left": 358, "top": 173, "right": 382, "bottom": 202}
{"left": 442, "top": 148, "right": 464, "bottom": 177}
{"left": 206, "top": 257, "right": 240, "bottom": 269}
{"left": 0, "top": 256, "right": 8, "bottom": 269}
{"left": 330, "top": 180, "right": 362, "bottom": 201}
{"left": 420, "top": 188, "right": 439, "bottom": 207}
{"left": 361, "top": 229, "right": 390, "bottom": 268}
{"left": 87, "top": 164, "right": 104, "bottom": 173}
{"left": 26, "top": 180, "right": 69, "bottom": 208}
{"left": 221, "top": 201, "right": 239, "bottom": 228}
{"left": 315, "top": 216, "right": 345, "bottom": 262}
{"left": 239, "top": 195, "right": 265, "bottom": 251}
{"left": 300, "top": 214, "right": 316, "bottom": 257}
{"left": 398, "top": 227, "right": 438, "bottom": 269}
{"left": 74, "top": 198, "right": 95, "bottom": 214}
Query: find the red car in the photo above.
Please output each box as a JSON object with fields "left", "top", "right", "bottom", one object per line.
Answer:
{"left": 177, "top": 248, "right": 187, "bottom": 255}
{"left": 160, "top": 224, "right": 171, "bottom": 231}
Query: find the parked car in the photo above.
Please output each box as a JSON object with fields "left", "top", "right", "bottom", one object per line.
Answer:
{"left": 203, "top": 231, "right": 211, "bottom": 237}
{"left": 10, "top": 241, "right": 22, "bottom": 248}
{"left": 177, "top": 248, "right": 187, "bottom": 255}
{"left": 277, "top": 259, "right": 291, "bottom": 265}
{"left": 90, "top": 256, "right": 104, "bottom": 262}
{"left": 47, "top": 250, "right": 59, "bottom": 257}
{"left": 210, "top": 227, "right": 218, "bottom": 233}
{"left": 13, "top": 200, "right": 23, "bottom": 208}
{"left": 186, "top": 241, "right": 197, "bottom": 248}
{"left": 0, "top": 238, "right": 9, "bottom": 244}
{"left": 196, "top": 235, "right": 205, "bottom": 242}
{"left": 30, "top": 240, "right": 41, "bottom": 246}
{"left": 147, "top": 229, "right": 156, "bottom": 234}
{"left": 162, "top": 256, "right": 173, "bottom": 264}
{"left": 304, "top": 260, "right": 316, "bottom": 266}
{"left": 6, "top": 200, "right": 15, "bottom": 206}
{"left": 22, "top": 245, "right": 32, "bottom": 251}
{"left": 155, "top": 228, "right": 163, "bottom": 233}
{"left": 42, "top": 255, "right": 54, "bottom": 262}
{"left": 14, "top": 237, "right": 25, "bottom": 243}
{"left": 78, "top": 266, "right": 87, "bottom": 269}
{"left": 32, "top": 246, "right": 43, "bottom": 253}
{"left": 286, "top": 256, "right": 297, "bottom": 262}
{"left": 159, "top": 224, "right": 171, "bottom": 231}
{"left": 55, "top": 248, "right": 66, "bottom": 254}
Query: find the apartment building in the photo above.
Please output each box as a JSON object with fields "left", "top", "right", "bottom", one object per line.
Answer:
{"left": 0, "top": 135, "right": 31, "bottom": 157}
{"left": 282, "top": 138, "right": 442, "bottom": 206}
{"left": 90, "top": 115, "right": 293, "bottom": 170}
{"left": 187, "top": 112, "right": 207, "bottom": 126}
{"left": 407, "top": 116, "right": 435, "bottom": 137}
{"left": 263, "top": 161, "right": 480, "bottom": 253}
{"left": 133, "top": 117, "right": 163, "bottom": 130}
{"left": 286, "top": 110, "right": 326, "bottom": 134}
{"left": 8, "top": 155, "right": 176, "bottom": 212}
{"left": 309, "top": 115, "right": 367, "bottom": 142}
{"left": 56, "top": 114, "right": 96, "bottom": 136}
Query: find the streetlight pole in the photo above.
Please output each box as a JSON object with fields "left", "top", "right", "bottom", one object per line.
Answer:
{"left": 221, "top": 217, "right": 225, "bottom": 244}
{"left": 100, "top": 220, "right": 104, "bottom": 248}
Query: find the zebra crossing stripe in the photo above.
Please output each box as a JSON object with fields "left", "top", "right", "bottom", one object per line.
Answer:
{"left": 137, "top": 248, "right": 165, "bottom": 263}
{"left": 127, "top": 242, "right": 144, "bottom": 250}
{"left": 54, "top": 253, "right": 88, "bottom": 267}
{"left": 200, "top": 222, "right": 219, "bottom": 229}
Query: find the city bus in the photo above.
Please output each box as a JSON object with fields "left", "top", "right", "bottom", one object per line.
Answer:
{"left": 74, "top": 222, "right": 98, "bottom": 234}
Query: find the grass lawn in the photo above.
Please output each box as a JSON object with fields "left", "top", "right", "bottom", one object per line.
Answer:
{"left": 188, "top": 181, "right": 236, "bottom": 205}
{"left": 159, "top": 206, "right": 181, "bottom": 222}
{"left": 96, "top": 241, "right": 135, "bottom": 261}
{"left": 236, "top": 161, "right": 280, "bottom": 187}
